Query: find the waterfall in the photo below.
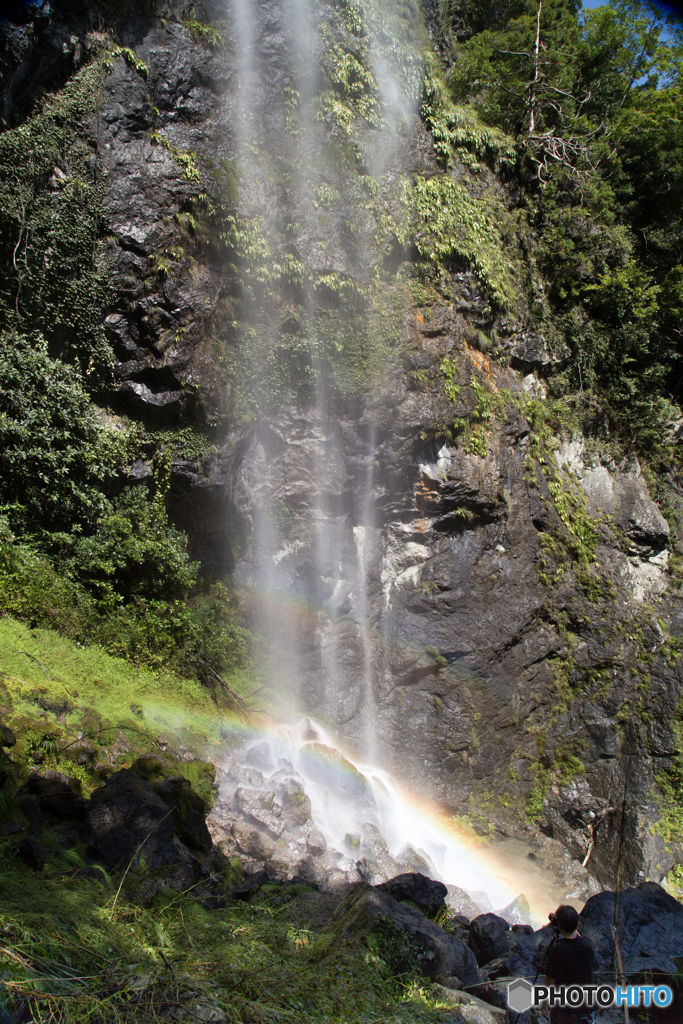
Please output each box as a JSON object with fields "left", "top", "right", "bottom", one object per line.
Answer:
{"left": 209, "top": 719, "right": 581, "bottom": 926}
{"left": 226, "top": 0, "right": 417, "bottom": 754}
{"left": 219, "top": 0, "right": 584, "bottom": 921}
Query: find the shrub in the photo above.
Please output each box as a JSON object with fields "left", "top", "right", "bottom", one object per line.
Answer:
{"left": 0, "top": 333, "right": 113, "bottom": 532}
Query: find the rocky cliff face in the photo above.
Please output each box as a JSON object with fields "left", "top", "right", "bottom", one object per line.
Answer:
{"left": 2, "top": 0, "right": 682, "bottom": 891}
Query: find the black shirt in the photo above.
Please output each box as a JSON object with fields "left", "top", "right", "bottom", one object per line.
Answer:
{"left": 546, "top": 936, "right": 595, "bottom": 986}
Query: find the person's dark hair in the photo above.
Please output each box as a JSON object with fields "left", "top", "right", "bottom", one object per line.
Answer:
{"left": 556, "top": 905, "right": 579, "bottom": 933}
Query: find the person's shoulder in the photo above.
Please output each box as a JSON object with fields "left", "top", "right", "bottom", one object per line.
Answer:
{"left": 577, "top": 935, "right": 595, "bottom": 955}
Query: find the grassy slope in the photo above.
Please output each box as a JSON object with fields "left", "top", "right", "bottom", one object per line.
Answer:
{"left": 0, "top": 614, "right": 231, "bottom": 769}
{"left": 0, "top": 869, "right": 464, "bottom": 1023}
{"left": 0, "top": 616, "right": 467, "bottom": 1022}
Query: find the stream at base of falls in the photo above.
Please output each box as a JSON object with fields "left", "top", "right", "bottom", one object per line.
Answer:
{"left": 206, "top": 718, "right": 603, "bottom": 928}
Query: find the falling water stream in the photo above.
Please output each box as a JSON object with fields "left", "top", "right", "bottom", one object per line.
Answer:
{"left": 219, "top": 0, "right": 592, "bottom": 927}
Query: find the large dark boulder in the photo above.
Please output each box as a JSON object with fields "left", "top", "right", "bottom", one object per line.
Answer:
{"left": 16, "top": 772, "right": 87, "bottom": 820}
{"left": 155, "top": 775, "right": 212, "bottom": 855}
{"left": 328, "top": 883, "right": 480, "bottom": 988}
{"left": 468, "top": 914, "right": 511, "bottom": 967}
{"left": 17, "top": 833, "right": 48, "bottom": 871}
{"left": 86, "top": 769, "right": 184, "bottom": 870}
{"left": 579, "top": 881, "right": 683, "bottom": 975}
{"left": 376, "top": 872, "right": 447, "bottom": 919}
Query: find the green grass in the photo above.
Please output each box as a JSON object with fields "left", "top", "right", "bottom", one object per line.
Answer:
{"left": 0, "top": 861, "right": 467, "bottom": 1023}
{"left": 0, "top": 615, "right": 261, "bottom": 778}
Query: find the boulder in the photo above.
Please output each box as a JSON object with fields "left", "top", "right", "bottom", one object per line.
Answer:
{"left": 446, "top": 885, "right": 484, "bottom": 920}
{"left": 130, "top": 754, "right": 215, "bottom": 810}
{"left": 358, "top": 822, "right": 401, "bottom": 884}
{"left": 377, "top": 872, "right": 447, "bottom": 919}
{"left": 613, "top": 468, "right": 670, "bottom": 551}
{"left": 345, "top": 832, "right": 361, "bottom": 853}
{"left": 86, "top": 769, "right": 184, "bottom": 870}
{"left": 306, "top": 828, "right": 327, "bottom": 856}
{"left": 277, "top": 780, "right": 312, "bottom": 826}
{"left": 432, "top": 984, "right": 506, "bottom": 1020}
{"left": 224, "top": 869, "right": 271, "bottom": 900}
{"left": 482, "top": 882, "right": 683, "bottom": 986}
{"left": 497, "top": 894, "right": 531, "bottom": 926}
{"left": 297, "top": 744, "right": 371, "bottom": 804}
{"left": 579, "top": 881, "right": 683, "bottom": 975}
{"left": 224, "top": 761, "right": 265, "bottom": 789}
{"left": 328, "top": 883, "right": 480, "bottom": 988}
{"left": 14, "top": 792, "right": 42, "bottom": 825}
{"left": 396, "top": 843, "right": 440, "bottom": 879}
{"left": 243, "top": 741, "right": 277, "bottom": 774}
{"left": 16, "top": 773, "right": 87, "bottom": 820}
{"left": 231, "top": 820, "right": 276, "bottom": 860}
{"left": 155, "top": 775, "right": 212, "bottom": 854}
{"left": 18, "top": 833, "right": 48, "bottom": 871}
{"left": 234, "top": 787, "right": 284, "bottom": 836}
{"left": 467, "top": 891, "right": 495, "bottom": 914}
{"left": 468, "top": 914, "right": 511, "bottom": 967}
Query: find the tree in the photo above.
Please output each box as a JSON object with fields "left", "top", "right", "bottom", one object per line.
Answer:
{"left": 443, "top": 0, "right": 683, "bottom": 448}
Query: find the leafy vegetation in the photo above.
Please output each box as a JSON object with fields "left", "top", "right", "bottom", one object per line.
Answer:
{"left": 0, "top": 331, "right": 247, "bottom": 685}
{"left": 0, "top": 334, "right": 119, "bottom": 532}
{"left": 0, "top": 518, "right": 248, "bottom": 684}
{"left": 441, "top": 0, "right": 683, "bottom": 459}
{"left": 0, "top": 51, "right": 115, "bottom": 380}
{"left": 411, "top": 175, "right": 519, "bottom": 309}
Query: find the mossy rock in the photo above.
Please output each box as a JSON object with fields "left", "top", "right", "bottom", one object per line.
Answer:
{"left": 130, "top": 753, "right": 215, "bottom": 810}
{"left": 0, "top": 681, "right": 11, "bottom": 716}
{"left": 10, "top": 717, "right": 64, "bottom": 764}
{"left": 153, "top": 774, "right": 212, "bottom": 854}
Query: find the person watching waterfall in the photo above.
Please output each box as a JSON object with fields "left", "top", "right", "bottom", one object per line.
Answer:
{"left": 543, "top": 905, "right": 595, "bottom": 1024}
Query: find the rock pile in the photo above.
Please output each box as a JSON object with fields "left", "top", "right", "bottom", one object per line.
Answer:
{"left": 453, "top": 882, "right": 683, "bottom": 1018}
{"left": 206, "top": 743, "right": 434, "bottom": 887}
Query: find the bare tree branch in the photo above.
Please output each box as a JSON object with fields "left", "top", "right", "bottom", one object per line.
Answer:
{"left": 529, "top": 0, "right": 543, "bottom": 135}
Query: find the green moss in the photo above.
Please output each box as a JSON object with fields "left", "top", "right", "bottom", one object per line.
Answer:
{"left": 145, "top": 425, "right": 215, "bottom": 461}
{"left": 182, "top": 16, "right": 228, "bottom": 51}
{"left": 411, "top": 175, "right": 519, "bottom": 310}
{"left": 421, "top": 64, "right": 516, "bottom": 172}
{"left": 526, "top": 762, "right": 552, "bottom": 819}
{"left": 439, "top": 355, "right": 460, "bottom": 402}
{"left": 131, "top": 753, "right": 216, "bottom": 810}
